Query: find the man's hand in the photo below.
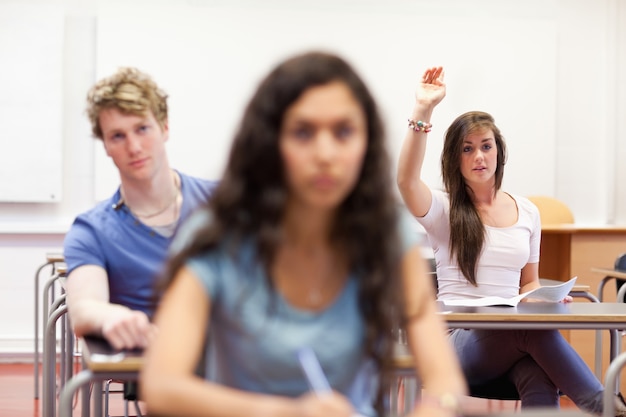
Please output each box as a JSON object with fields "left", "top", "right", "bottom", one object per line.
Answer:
{"left": 101, "top": 308, "right": 157, "bottom": 350}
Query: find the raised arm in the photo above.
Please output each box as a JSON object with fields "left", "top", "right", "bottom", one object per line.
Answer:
{"left": 397, "top": 67, "right": 446, "bottom": 218}
{"left": 65, "top": 265, "right": 156, "bottom": 350}
{"left": 400, "top": 246, "right": 467, "bottom": 417}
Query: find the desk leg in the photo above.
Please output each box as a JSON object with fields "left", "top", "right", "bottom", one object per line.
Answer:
{"left": 66, "top": 330, "right": 74, "bottom": 387}
{"left": 603, "top": 352, "right": 626, "bottom": 417}
{"left": 611, "top": 329, "right": 621, "bottom": 393}
{"left": 81, "top": 377, "right": 90, "bottom": 417}
{"left": 60, "top": 371, "right": 139, "bottom": 417}
{"left": 403, "top": 377, "right": 418, "bottom": 412}
{"left": 93, "top": 381, "right": 103, "bottom": 417}
{"left": 34, "top": 261, "right": 53, "bottom": 399}
{"left": 59, "top": 370, "right": 94, "bottom": 417}
{"left": 568, "top": 291, "right": 604, "bottom": 380}
{"left": 596, "top": 330, "right": 603, "bottom": 379}
{"left": 44, "top": 305, "right": 68, "bottom": 417}
{"left": 389, "top": 378, "right": 400, "bottom": 416}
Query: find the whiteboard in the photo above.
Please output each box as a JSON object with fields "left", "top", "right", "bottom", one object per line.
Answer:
{"left": 0, "top": 4, "right": 64, "bottom": 202}
{"left": 94, "top": 0, "right": 556, "bottom": 202}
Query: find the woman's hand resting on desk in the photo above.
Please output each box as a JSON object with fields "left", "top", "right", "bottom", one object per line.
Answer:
{"left": 408, "top": 402, "right": 459, "bottom": 417}
{"left": 294, "top": 391, "right": 356, "bottom": 417}
{"left": 522, "top": 295, "right": 573, "bottom": 303}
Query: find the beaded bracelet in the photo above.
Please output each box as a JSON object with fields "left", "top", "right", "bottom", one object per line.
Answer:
{"left": 408, "top": 118, "right": 432, "bottom": 133}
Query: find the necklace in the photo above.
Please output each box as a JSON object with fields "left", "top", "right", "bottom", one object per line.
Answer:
{"left": 132, "top": 191, "right": 179, "bottom": 219}
{"left": 308, "top": 287, "right": 323, "bottom": 306}
{"left": 122, "top": 172, "right": 181, "bottom": 220}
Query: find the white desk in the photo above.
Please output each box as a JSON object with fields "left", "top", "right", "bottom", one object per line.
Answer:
{"left": 391, "top": 303, "right": 626, "bottom": 415}
{"left": 65, "top": 304, "right": 625, "bottom": 417}
{"left": 440, "top": 302, "right": 626, "bottom": 361}
{"left": 58, "top": 336, "right": 142, "bottom": 417}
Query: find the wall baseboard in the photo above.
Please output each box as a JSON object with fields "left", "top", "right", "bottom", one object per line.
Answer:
{"left": 0, "top": 336, "right": 37, "bottom": 354}
{"left": 0, "top": 352, "right": 34, "bottom": 364}
{"left": 0, "top": 336, "right": 66, "bottom": 362}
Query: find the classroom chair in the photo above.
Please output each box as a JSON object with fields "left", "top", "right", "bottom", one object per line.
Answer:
{"left": 41, "top": 264, "right": 84, "bottom": 417}
{"left": 526, "top": 195, "right": 575, "bottom": 225}
{"left": 43, "top": 295, "right": 70, "bottom": 417}
{"left": 104, "top": 380, "right": 143, "bottom": 417}
{"left": 596, "top": 252, "right": 626, "bottom": 378}
{"left": 34, "top": 252, "right": 65, "bottom": 399}
{"left": 602, "top": 350, "right": 626, "bottom": 417}
{"left": 390, "top": 342, "right": 521, "bottom": 414}
{"left": 597, "top": 253, "right": 626, "bottom": 303}
{"left": 469, "top": 378, "right": 520, "bottom": 403}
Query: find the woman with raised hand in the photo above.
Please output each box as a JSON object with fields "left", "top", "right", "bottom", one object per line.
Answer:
{"left": 397, "top": 66, "right": 626, "bottom": 416}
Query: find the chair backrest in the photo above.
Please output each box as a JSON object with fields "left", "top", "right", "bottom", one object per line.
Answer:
{"left": 469, "top": 376, "right": 520, "bottom": 401}
{"left": 527, "top": 195, "right": 574, "bottom": 225}
{"left": 616, "top": 253, "right": 626, "bottom": 271}
{"left": 613, "top": 253, "right": 626, "bottom": 302}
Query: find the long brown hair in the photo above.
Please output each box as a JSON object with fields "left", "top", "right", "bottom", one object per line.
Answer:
{"left": 161, "top": 51, "right": 404, "bottom": 413}
{"left": 441, "top": 111, "right": 507, "bottom": 285}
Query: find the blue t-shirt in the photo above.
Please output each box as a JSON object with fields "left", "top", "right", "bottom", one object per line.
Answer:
{"left": 63, "top": 172, "right": 217, "bottom": 318}
{"left": 178, "top": 209, "right": 423, "bottom": 416}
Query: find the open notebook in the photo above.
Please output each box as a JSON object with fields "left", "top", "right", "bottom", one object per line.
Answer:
{"left": 442, "top": 277, "right": 577, "bottom": 307}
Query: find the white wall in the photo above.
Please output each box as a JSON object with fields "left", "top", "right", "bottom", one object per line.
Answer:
{"left": 0, "top": 0, "right": 624, "bottom": 355}
{"left": 0, "top": 4, "right": 64, "bottom": 203}
{"left": 92, "top": 0, "right": 558, "bottom": 201}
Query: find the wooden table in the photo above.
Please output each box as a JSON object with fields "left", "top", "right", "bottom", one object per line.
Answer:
{"left": 537, "top": 225, "right": 626, "bottom": 383}
{"left": 58, "top": 336, "right": 142, "bottom": 417}
{"left": 538, "top": 225, "right": 626, "bottom": 284}
{"left": 592, "top": 267, "right": 626, "bottom": 280}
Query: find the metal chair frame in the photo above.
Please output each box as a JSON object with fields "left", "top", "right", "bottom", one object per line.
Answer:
{"left": 34, "top": 253, "right": 65, "bottom": 399}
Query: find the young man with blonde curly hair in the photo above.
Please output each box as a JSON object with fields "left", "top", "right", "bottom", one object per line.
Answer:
{"left": 64, "top": 67, "right": 217, "bottom": 350}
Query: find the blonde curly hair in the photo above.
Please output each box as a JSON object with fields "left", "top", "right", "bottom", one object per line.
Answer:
{"left": 86, "top": 67, "right": 168, "bottom": 140}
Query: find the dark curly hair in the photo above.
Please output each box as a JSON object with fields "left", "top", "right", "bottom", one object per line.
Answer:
{"left": 161, "top": 51, "right": 405, "bottom": 413}
{"left": 441, "top": 111, "right": 508, "bottom": 285}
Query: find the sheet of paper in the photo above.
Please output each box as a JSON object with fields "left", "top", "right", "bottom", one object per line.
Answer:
{"left": 442, "top": 277, "right": 577, "bottom": 307}
{"left": 523, "top": 277, "right": 577, "bottom": 301}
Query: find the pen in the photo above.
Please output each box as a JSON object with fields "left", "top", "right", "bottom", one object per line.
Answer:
{"left": 297, "top": 347, "right": 332, "bottom": 395}
{"left": 297, "top": 347, "right": 368, "bottom": 417}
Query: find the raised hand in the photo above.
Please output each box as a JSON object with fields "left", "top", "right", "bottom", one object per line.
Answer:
{"left": 415, "top": 66, "right": 446, "bottom": 108}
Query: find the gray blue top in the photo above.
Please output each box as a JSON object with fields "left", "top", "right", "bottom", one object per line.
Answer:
{"left": 63, "top": 171, "right": 217, "bottom": 318}
{"left": 177, "top": 208, "right": 424, "bottom": 416}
